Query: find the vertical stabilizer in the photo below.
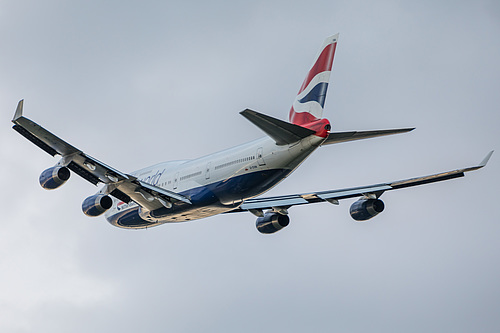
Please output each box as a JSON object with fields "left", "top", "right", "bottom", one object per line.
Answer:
{"left": 289, "top": 34, "right": 338, "bottom": 125}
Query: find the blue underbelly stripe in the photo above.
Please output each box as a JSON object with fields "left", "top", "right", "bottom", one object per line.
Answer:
{"left": 107, "top": 168, "right": 289, "bottom": 228}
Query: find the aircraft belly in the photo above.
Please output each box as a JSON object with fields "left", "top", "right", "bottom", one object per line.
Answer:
{"left": 106, "top": 168, "right": 291, "bottom": 229}
{"left": 211, "top": 168, "right": 290, "bottom": 204}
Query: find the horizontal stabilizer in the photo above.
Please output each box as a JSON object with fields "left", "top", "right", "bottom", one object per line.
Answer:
{"left": 240, "top": 109, "right": 315, "bottom": 145}
{"left": 321, "top": 128, "right": 415, "bottom": 145}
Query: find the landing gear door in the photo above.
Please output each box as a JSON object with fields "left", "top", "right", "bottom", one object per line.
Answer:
{"left": 257, "top": 147, "right": 266, "bottom": 166}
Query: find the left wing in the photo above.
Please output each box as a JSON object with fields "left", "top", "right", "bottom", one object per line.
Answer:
{"left": 234, "top": 151, "right": 493, "bottom": 215}
{"left": 11, "top": 100, "right": 191, "bottom": 210}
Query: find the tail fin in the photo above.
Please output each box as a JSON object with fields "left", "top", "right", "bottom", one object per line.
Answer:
{"left": 289, "top": 34, "right": 339, "bottom": 126}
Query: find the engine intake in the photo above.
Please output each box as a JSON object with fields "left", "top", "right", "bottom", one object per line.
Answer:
{"left": 82, "top": 194, "right": 113, "bottom": 217}
{"left": 256, "top": 213, "right": 290, "bottom": 234}
{"left": 350, "top": 198, "right": 385, "bottom": 221}
{"left": 39, "top": 166, "right": 70, "bottom": 190}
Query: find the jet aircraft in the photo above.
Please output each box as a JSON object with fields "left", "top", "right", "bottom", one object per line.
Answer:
{"left": 11, "top": 34, "right": 493, "bottom": 234}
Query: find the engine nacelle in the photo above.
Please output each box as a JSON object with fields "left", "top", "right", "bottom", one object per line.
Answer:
{"left": 350, "top": 198, "right": 385, "bottom": 221}
{"left": 82, "top": 194, "right": 113, "bottom": 217}
{"left": 39, "top": 166, "right": 70, "bottom": 190}
{"left": 256, "top": 213, "right": 290, "bottom": 234}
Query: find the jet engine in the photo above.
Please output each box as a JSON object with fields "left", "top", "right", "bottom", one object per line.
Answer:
{"left": 82, "top": 194, "right": 113, "bottom": 217}
{"left": 39, "top": 166, "right": 70, "bottom": 190}
{"left": 256, "top": 213, "right": 290, "bottom": 234}
{"left": 349, "top": 198, "right": 385, "bottom": 221}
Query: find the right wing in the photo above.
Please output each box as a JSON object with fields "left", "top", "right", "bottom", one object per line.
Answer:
{"left": 234, "top": 151, "right": 493, "bottom": 214}
{"left": 11, "top": 100, "right": 191, "bottom": 210}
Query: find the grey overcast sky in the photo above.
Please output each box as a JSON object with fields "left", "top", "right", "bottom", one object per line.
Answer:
{"left": 1, "top": 0, "right": 499, "bottom": 332}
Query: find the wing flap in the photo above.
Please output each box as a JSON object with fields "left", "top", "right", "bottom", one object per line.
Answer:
{"left": 105, "top": 179, "right": 191, "bottom": 211}
{"left": 316, "top": 185, "right": 392, "bottom": 200}
{"left": 136, "top": 181, "right": 192, "bottom": 204}
{"left": 240, "top": 195, "right": 308, "bottom": 210}
{"left": 67, "top": 161, "right": 101, "bottom": 185}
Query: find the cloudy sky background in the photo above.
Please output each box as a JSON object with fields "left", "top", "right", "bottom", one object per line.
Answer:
{"left": 1, "top": 0, "right": 499, "bottom": 332}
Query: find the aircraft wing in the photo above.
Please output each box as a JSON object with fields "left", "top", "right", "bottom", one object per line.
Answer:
{"left": 236, "top": 151, "right": 493, "bottom": 214}
{"left": 11, "top": 100, "right": 191, "bottom": 210}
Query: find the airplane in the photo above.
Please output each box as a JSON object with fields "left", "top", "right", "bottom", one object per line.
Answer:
{"left": 11, "top": 34, "right": 493, "bottom": 234}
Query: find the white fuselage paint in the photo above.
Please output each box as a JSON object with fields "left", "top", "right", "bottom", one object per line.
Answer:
{"left": 105, "top": 134, "right": 326, "bottom": 228}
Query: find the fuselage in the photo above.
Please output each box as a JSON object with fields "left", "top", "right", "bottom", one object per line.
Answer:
{"left": 105, "top": 133, "right": 327, "bottom": 229}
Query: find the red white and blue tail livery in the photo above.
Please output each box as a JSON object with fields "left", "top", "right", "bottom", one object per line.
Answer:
{"left": 289, "top": 34, "right": 338, "bottom": 126}
{"left": 11, "top": 34, "right": 493, "bottom": 234}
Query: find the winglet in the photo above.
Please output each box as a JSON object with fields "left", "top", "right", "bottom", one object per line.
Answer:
{"left": 12, "top": 99, "right": 24, "bottom": 122}
{"left": 462, "top": 150, "right": 494, "bottom": 173}
{"left": 479, "top": 150, "right": 494, "bottom": 168}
